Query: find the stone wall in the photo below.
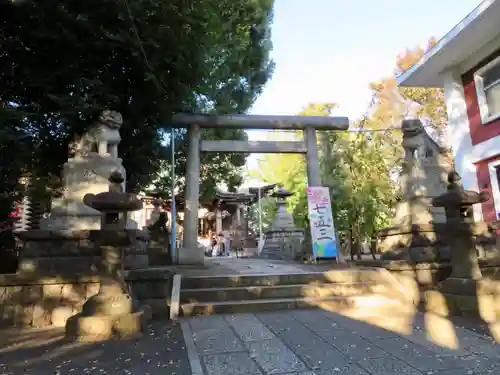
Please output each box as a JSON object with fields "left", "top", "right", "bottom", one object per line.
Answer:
{"left": 16, "top": 229, "right": 149, "bottom": 274}
{"left": 357, "top": 259, "right": 500, "bottom": 287}
{"left": 377, "top": 222, "right": 500, "bottom": 263}
{"left": 0, "top": 269, "right": 173, "bottom": 329}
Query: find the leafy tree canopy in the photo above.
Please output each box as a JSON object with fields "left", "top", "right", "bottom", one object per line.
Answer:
{"left": 0, "top": 0, "right": 275, "bottom": 219}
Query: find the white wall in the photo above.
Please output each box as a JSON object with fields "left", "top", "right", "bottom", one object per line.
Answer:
{"left": 488, "top": 160, "right": 500, "bottom": 220}
{"left": 442, "top": 63, "right": 500, "bottom": 221}
{"left": 442, "top": 69, "right": 482, "bottom": 220}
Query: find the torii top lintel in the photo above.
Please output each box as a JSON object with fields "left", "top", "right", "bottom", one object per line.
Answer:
{"left": 171, "top": 113, "right": 350, "bottom": 131}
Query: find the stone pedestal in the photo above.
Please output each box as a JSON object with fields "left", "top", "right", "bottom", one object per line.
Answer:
{"left": 15, "top": 229, "right": 148, "bottom": 275}
{"left": 16, "top": 230, "right": 98, "bottom": 275}
{"left": 425, "top": 278, "right": 500, "bottom": 322}
{"left": 47, "top": 155, "right": 126, "bottom": 231}
{"left": 147, "top": 232, "right": 171, "bottom": 266}
{"left": 147, "top": 219, "right": 171, "bottom": 267}
{"left": 178, "top": 246, "right": 205, "bottom": 265}
{"left": 123, "top": 230, "right": 149, "bottom": 269}
{"left": 376, "top": 119, "right": 450, "bottom": 261}
{"left": 272, "top": 206, "right": 295, "bottom": 229}
{"left": 259, "top": 189, "right": 305, "bottom": 260}
{"left": 259, "top": 229, "right": 304, "bottom": 260}
{"left": 66, "top": 231, "right": 151, "bottom": 341}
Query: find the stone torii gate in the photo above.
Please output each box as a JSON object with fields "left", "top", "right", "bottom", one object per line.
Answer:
{"left": 171, "top": 113, "right": 349, "bottom": 264}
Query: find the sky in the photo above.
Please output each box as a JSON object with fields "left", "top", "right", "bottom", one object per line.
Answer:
{"left": 242, "top": 0, "right": 483, "bottom": 181}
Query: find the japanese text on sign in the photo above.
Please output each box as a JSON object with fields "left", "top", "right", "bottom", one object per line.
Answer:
{"left": 306, "top": 187, "right": 338, "bottom": 259}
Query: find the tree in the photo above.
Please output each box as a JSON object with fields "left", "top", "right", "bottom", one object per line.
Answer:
{"left": 154, "top": 127, "right": 249, "bottom": 199}
{"left": 0, "top": 0, "right": 275, "bottom": 213}
{"left": 320, "top": 129, "right": 396, "bottom": 257}
{"left": 369, "top": 38, "right": 446, "bottom": 133}
{"left": 0, "top": 125, "right": 25, "bottom": 221}
{"left": 367, "top": 38, "right": 448, "bottom": 169}
{"left": 248, "top": 103, "right": 397, "bottom": 256}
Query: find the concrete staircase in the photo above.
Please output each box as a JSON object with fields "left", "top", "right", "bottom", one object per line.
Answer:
{"left": 178, "top": 267, "right": 415, "bottom": 316}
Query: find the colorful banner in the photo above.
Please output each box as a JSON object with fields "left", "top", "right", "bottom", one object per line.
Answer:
{"left": 306, "top": 186, "right": 338, "bottom": 259}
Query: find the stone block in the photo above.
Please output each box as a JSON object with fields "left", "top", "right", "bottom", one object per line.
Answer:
{"left": 224, "top": 314, "right": 275, "bottom": 342}
{"left": 51, "top": 306, "right": 74, "bottom": 327}
{"left": 0, "top": 285, "right": 10, "bottom": 303}
{"left": 23, "top": 285, "right": 43, "bottom": 305}
{"left": 61, "top": 283, "right": 87, "bottom": 305}
{"left": 65, "top": 314, "right": 113, "bottom": 341}
{"left": 0, "top": 304, "right": 16, "bottom": 327}
{"left": 144, "top": 298, "right": 169, "bottom": 317}
{"left": 450, "top": 294, "right": 479, "bottom": 316}
{"left": 14, "top": 303, "right": 33, "bottom": 327}
{"left": 131, "top": 282, "right": 150, "bottom": 300}
{"left": 203, "top": 352, "right": 262, "bottom": 375}
{"left": 43, "top": 283, "right": 63, "bottom": 300}
{"left": 3, "top": 286, "right": 22, "bottom": 304}
{"left": 408, "top": 246, "right": 440, "bottom": 262}
{"left": 17, "top": 257, "right": 38, "bottom": 273}
{"left": 358, "top": 356, "right": 423, "bottom": 375}
{"left": 178, "top": 247, "right": 204, "bottom": 265}
{"left": 245, "top": 338, "right": 307, "bottom": 374}
{"left": 124, "top": 253, "right": 149, "bottom": 269}
{"left": 146, "top": 281, "right": 169, "bottom": 299}
{"left": 477, "top": 293, "right": 498, "bottom": 322}
{"left": 415, "top": 267, "right": 435, "bottom": 286}
{"left": 65, "top": 310, "right": 148, "bottom": 342}
{"left": 424, "top": 290, "right": 452, "bottom": 316}
{"left": 113, "top": 310, "right": 148, "bottom": 339}
{"left": 85, "top": 282, "right": 100, "bottom": 299}
{"left": 31, "top": 303, "right": 51, "bottom": 328}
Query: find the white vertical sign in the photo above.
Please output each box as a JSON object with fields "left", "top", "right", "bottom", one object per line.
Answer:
{"left": 306, "top": 186, "right": 338, "bottom": 259}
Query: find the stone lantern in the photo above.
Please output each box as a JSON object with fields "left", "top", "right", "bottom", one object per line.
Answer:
{"left": 429, "top": 171, "right": 493, "bottom": 317}
{"left": 270, "top": 188, "right": 295, "bottom": 230}
{"left": 432, "top": 171, "right": 489, "bottom": 282}
{"left": 259, "top": 188, "right": 304, "bottom": 260}
{"left": 65, "top": 171, "right": 150, "bottom": 341}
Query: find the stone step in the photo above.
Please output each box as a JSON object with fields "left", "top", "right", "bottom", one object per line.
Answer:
{"left": 180, "top": 282, "right": 379, "bottom": 302}
{"left": 180, "top": 268, "right": 386, "bottom": 289}
{"left": 180, "top": 294, "right": 404, "bottom": 317}
{"left": 175, "top": 267, "right": 413, "bottom": 318}
{"left": 258, "top": 252, "right": 283, "bottom": 260}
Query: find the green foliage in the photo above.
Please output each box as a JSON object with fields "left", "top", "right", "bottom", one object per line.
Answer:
{"left": 247, "top": 40, "right": 449, "bottom": 249}
{"left": 0, "top": 0, "right": 275, "bottom": 218}
{"left": 155, "top": 127, "right": 249, "bottom": 198}
{"left": 320, "top": 130, "right": 396, "bottom": 240}
{"left": 247, "top": 197, "right": 276, "bottom": 233}
{"left": 0, "top": 125, "right": 25, "bottom": 220}
{"left": 248, "top": 103, "right": 396, "bottom": 246}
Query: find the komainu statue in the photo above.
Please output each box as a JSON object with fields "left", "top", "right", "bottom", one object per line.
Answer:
{"left": 71, "top": 110, "right": 123, "bottom": 158}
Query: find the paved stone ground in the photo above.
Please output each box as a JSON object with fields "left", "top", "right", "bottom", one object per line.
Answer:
{"left": 0, "top": 321, "right": 192, "bottom": 375}
{"left": 185, "top": 309, "right": 500, "bottom": 375}
{"left": 166, "top": 257, "right": 346, "bottom": 277}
